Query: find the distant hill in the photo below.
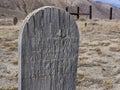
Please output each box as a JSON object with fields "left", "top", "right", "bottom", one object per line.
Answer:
{"left": 0, "top": 0, "right": 120, "bottom": 19}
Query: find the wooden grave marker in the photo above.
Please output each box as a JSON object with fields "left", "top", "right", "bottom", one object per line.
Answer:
{"left": 18, "top": 6, "right": 79, "bottom": 90}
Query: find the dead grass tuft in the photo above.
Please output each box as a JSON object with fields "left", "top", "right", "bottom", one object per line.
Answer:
{"left": 92, "top": 47, "right": 102, "bottom": 54}
{"left": 79, "top": 56, "right": 88, "bottom": 61}
{"left": 109, "top": 46, "right": 120, "bottom": 52}
{"left": 1, "top": 41, "right": 17, "bottom": 51}
{"left": 11, "top": 57, "right": 18, "bottom": 65}
{"left": 99, "top": 41, "right": 111, "bottom": 46}
{"left": 0, "top": 20, "right": 13, "bottom": 26}
{"left": 103, "top": 80, "right": 113, "bottom": 89}
{"left": 3, "top": 31, "right": 18, "bottom": 41}
{"left": 0, "top": 86, "right": 17, "bottom": 90}
{"left": 77, "top": 70, "right": 85, "bottom": 85}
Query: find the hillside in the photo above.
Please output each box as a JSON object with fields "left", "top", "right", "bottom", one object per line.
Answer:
{"left": 0, "top": 0, "right": 120, "bottom": 19}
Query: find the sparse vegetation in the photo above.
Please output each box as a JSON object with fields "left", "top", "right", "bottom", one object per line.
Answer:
{"left": 0, "top": 18, "right": 120, "bottom": 89}
{"left": 109, "top": 46, "right": 120, "bottom": 52}
{"left": 103, "top": 80, "right": 113, "bottom": 89}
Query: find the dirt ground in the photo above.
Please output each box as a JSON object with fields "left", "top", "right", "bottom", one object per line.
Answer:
{"left": 0, "top": 18, "right": 120, "bottom": 90}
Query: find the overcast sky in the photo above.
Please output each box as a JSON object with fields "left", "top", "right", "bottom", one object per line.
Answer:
{"left": 93, "top": 0, "right": 120, "bottom": 8}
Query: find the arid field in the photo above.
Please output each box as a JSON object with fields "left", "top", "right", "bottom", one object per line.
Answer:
{"left": 0, "top": 18, "right": 120, "bottom": 90}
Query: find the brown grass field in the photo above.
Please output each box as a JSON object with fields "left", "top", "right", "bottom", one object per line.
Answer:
{"left": 0, "top": 18, "right": 120, "bottom": 90}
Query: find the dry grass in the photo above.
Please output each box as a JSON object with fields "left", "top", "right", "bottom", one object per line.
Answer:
{"left": 0, "top": 30, "right": 18, "bottom": 41}
{"left": 0, "top": 19, "right": 13, "bottom": 26}
{"left": 0, "top": 86, "right": 18, "bottom": 90}
{"left": 93, "top": 47, "right": 102, "bottom": 54}
{"left": 103, "top": 80, "right": 113, "bottom": 89}
{"left": 109, "top": 46, "right": 120, "bottom": 52}
{"left": 1, "top": 41, "right": 17, "bottom": 51}
{"left": 79, "top": 56, "right": 88, "bottom": 61}
{"left": 0, "top": 18, "right": 120, "bottom": 89}
{"left": 99, "top": 41, "right": 111, "bottom": 46}
{"left": 11, "top": 57, "right": 18, "bottom": 65}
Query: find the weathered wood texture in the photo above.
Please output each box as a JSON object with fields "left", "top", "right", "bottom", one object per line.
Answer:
{"left": 18, "top": 6, "right": 79, "bottom": 90}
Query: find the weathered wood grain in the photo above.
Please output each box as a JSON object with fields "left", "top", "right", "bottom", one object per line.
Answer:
{"left": 18, "top": 6, "right": 79, "bottom": 90}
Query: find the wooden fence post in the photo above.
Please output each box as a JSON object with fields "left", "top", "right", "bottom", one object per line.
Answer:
{"left": 77, "top": 7, "right": 80, "bottom": 19}
{"left": 89, "top": 5, "right": 92, "bottom": 19}
{"left": 66, "top": 7, "right": 69, "bottom": 12}
{"left": 110, "top": 7, "right": 113, "bottom": 20}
